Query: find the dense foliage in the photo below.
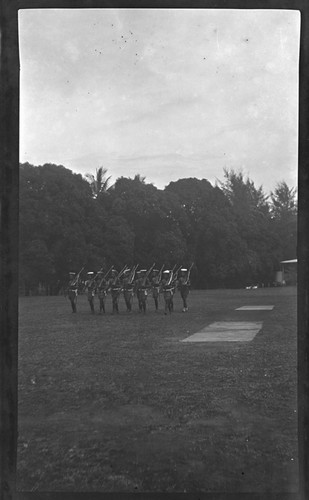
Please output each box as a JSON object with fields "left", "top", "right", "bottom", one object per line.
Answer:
{"left": 19, "top": 163, "right": 297, "bottom": 293}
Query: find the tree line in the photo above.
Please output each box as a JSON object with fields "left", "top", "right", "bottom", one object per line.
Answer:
{"left": 19, "top": 162, "right": 297, "bottom": 294}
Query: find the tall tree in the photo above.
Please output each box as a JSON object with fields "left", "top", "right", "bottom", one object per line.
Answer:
{"left": 103, "top": 215, "right": 135, "bottom": 270}
{"left": 110, "top": 176, "right": 188, "bottom": 265}
{"left": 85, "top": 166, "right": 112, "bottom": 199}
{"left": 165, "top": 177, "right": 215, "bottom": 258}
{"left": 133, "top": 173, "right": 147, "bottom": 184}
{"left": 19, "top": 163, "right": 101, "bottom": 293}
{"left": 270, "top": 181, "right": 297, "bottom": 261}
{"left": 218, "top": 169, "right": 277, "bottom": 286}
{"left": 270, "top": 181, "right": 297, "bottom": 219}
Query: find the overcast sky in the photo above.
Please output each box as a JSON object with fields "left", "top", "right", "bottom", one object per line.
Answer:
{"left": 18, "top": 8, "right": 300, "bottom": 193}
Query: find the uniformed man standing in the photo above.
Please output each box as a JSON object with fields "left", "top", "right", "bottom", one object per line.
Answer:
{"left": 134, "top": 270, "right": 142, "bottom": 312}
{"left": 122, "top": 268, "right": 134, "bottom": 313}
{"left": 150, "top": 269, "right": 160, "bottom": 311}
{"left": 85, "top": 272, "right": 96, "bottom": 314}
{"left": 161, "top": 270, "right": 174, "bottom": 315}
{"left": 97, "top": 271, "right": 108, "bottom": 314}
{"left": 109, "top": 269, "right": 122, "bottom": 314}
{"left": 67, "top": 272, "right": 78, "bottom": 313}
{"left": 178, "top": 268, "right": 191, "bottom": 312}
{"left": 135, "top": 269, "right": 150, "bottom": 313}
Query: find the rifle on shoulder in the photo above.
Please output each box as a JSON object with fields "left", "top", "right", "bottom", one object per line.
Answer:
{"left": 168, "top": 265, "right": 182, "bottom": 287}
{"left": 165, "top": 263, "right": 177, "bottom": 286}
{"left": 98, "top": 265, "right": 114, "bottom": 287}
{"left": 114, "top": 264, "right": 128, "bottom": 284}
{"left": 157, "top": 264, "right": 165, "bottom": 283}
{"left": 173, "top": 265, "right": 182, "bottom": 281}
{"left": 143, "top": 263, "right": 155, "bottom": 286}
{"left": 185, "top": 263, "right": 194, "bottom": 285}
{"left": 146, "top": 263, "right": 156, "bottom": 278}
{"left": 70, "top": 267, "right": 84, "bottom": 287}
{"left": 129, "top": 264, "right": 139, "bottom": 284}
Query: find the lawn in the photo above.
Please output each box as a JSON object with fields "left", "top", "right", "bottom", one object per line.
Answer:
{"left": 17, "top": 287, "right": 298, "bottom": 492}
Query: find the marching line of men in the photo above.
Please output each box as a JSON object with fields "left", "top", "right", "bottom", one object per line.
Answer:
{"left": 67, "top": 264, "right": 193, "bottom": 315}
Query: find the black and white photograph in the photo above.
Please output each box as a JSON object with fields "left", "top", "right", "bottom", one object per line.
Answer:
{"left": 15, "top": 7, "right": 300, "bottom": 493}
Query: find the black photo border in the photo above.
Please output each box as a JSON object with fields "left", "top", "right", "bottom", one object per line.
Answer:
{"left": 0, "top": 1, "right": 308, "bottom": 499}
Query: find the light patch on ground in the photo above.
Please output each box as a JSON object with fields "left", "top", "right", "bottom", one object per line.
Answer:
{"left": 181, "top": 321, "right": 263, "bottom": 342}
{"left": 236, "top": 305, "right": 274, "bottom": 310}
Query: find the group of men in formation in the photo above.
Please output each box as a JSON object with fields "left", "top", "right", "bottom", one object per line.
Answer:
{"left": 66, "top": 263, "right": 193, "bottom": 315}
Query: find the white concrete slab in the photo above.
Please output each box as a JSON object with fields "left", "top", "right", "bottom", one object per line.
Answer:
{"left": 181, "top": 321, "right": 263, "bottom": 342}
{"left": 200, "top": 321, "right": 262, "bottom": 330}
{"left": 236, "top": 305, "right": 274, "bottom": 311}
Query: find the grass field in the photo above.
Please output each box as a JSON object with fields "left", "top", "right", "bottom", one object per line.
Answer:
{"left": 17, "top": 287, "right": 298, "bottom": 492}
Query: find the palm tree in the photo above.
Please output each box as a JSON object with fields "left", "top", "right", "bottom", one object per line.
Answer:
{"left": 85, "top": 167, "right": 112, "bottom": 198}
{"left": 133, "top": 173, "right": 146, "bottom": 184}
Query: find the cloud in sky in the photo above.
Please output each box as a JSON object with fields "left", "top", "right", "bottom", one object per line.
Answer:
{"left": 19, "top": 8, "right": 299, "bottom": 192}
